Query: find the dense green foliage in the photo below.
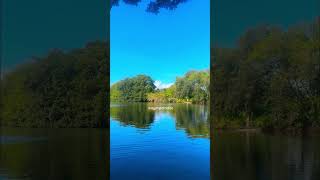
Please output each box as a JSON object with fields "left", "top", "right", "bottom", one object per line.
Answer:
{"left": 147, "top": 86, "right": 176, "bottom": 103}
{"left": 175, "top": 70, "right": 209, "bottom": 103}
{"left": 1, "top": 41, "right": 109, "bottom": 128}
{"left": 111, "top": 70, "right": 209, "bottom": 104}
{"left": 111, "top": 75, "right": 156, "bottom": 102}
{"left": 211, "top": 18, "right": 320, "bottom": 131}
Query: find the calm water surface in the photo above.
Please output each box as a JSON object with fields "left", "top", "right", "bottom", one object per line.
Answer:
{"left": 1, "top": 104, "right": 319, "bottom": 180}
{"left": 0, "top": 128, "right": 108, "bottom": 180}
{"left": 212, "top": 130, "right": 320, "bottom": 180}
{"left": 110, "top": 103, "right": 210, "bottom": 180}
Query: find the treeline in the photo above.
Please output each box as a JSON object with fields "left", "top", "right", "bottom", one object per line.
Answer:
{"left": 111, "top": 70, "right": 209, "bottom": 104}
{"left": 1, "top": 41, "right": 109, "bottom": 128}
{"left": 211, "top": 17, "right": 320, "bottom": 131}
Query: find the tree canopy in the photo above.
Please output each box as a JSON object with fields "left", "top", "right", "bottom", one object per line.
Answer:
{"left": 211, "top": 17, "right": 320, "bottom": 131}
{"left": 175, "top": 70, "right": 209, "bottom": 103}
{"left": 111, "top": 75, "right": 156, "bottom": 102}
{"left": 111, "top": 70, "right": 209, "bottom": 104}
{"left": 1, "top": 41, "right": 109, "bottom": 128}
{"left": 111, "top": 0, "right": 188, "bottom": 14}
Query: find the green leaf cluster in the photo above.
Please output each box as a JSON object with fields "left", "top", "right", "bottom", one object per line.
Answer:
{"left": 111, "top": 70, "right": 209, "bottom": 104}
{"left": 211, "top": 17, "right": 320, "bottom": 131}
{"left": 1, "top": 41, "right": 109, "bottom": 128}
{"left": 110, "top": 75, "right": 156, "bottom": 102}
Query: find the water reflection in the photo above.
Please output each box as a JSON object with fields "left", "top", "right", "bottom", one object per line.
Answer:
{"left": 174, "top": 104, "right": 210, "bottom": 138}
{"left": 211, "top": 131, "right": 320, "bottom": 180}
{"left": 110, "top": 103, "right": 209, "bottom": 138}
{"left": 0, "top": 128, "right": 108, "bottom": 180}
{"left": 110, "top": 103, "right": 155, "bottom": 129}
{"left": 110, "top": 103, "right": 210, "bottom": 180}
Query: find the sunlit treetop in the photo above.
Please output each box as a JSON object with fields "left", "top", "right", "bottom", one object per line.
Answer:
{"left": 111, "top": 0, "right": 188, "bottom": 14}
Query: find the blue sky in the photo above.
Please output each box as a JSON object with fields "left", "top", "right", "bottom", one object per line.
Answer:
{"left": 110, "top": 0, "right": 210, "bottom": 85}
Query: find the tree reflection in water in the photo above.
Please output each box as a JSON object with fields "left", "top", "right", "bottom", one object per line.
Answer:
{"left": 110, "top": 103, "right": 210, "bottom": 138}
{"left": 211, "top": 130, "right": 320, "bottom": 180}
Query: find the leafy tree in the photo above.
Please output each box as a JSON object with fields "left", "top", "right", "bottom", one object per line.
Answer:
{"left": 111, "top": 75, "right": 156, "bottom": 102}
{"left": 147, "top": 85, "right": 176, "bottom": 103}
{"left": 175, "top": 70, "right": 209, "bottom": 103}
{"left": 1, "top": 41, "right": 109, "bottom": 128}
{"left": 111, "top": 0, "right": 188, "bottom": 14}
{"left": 111, "top": 70, "right": 209, "bottom": 104}
{"left": 211, "top": 17, "right": 320, "bottom": 131}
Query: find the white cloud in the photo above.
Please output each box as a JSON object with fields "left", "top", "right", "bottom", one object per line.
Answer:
{"left": 154, "top": 80, "right": 173, "bottom": 90}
